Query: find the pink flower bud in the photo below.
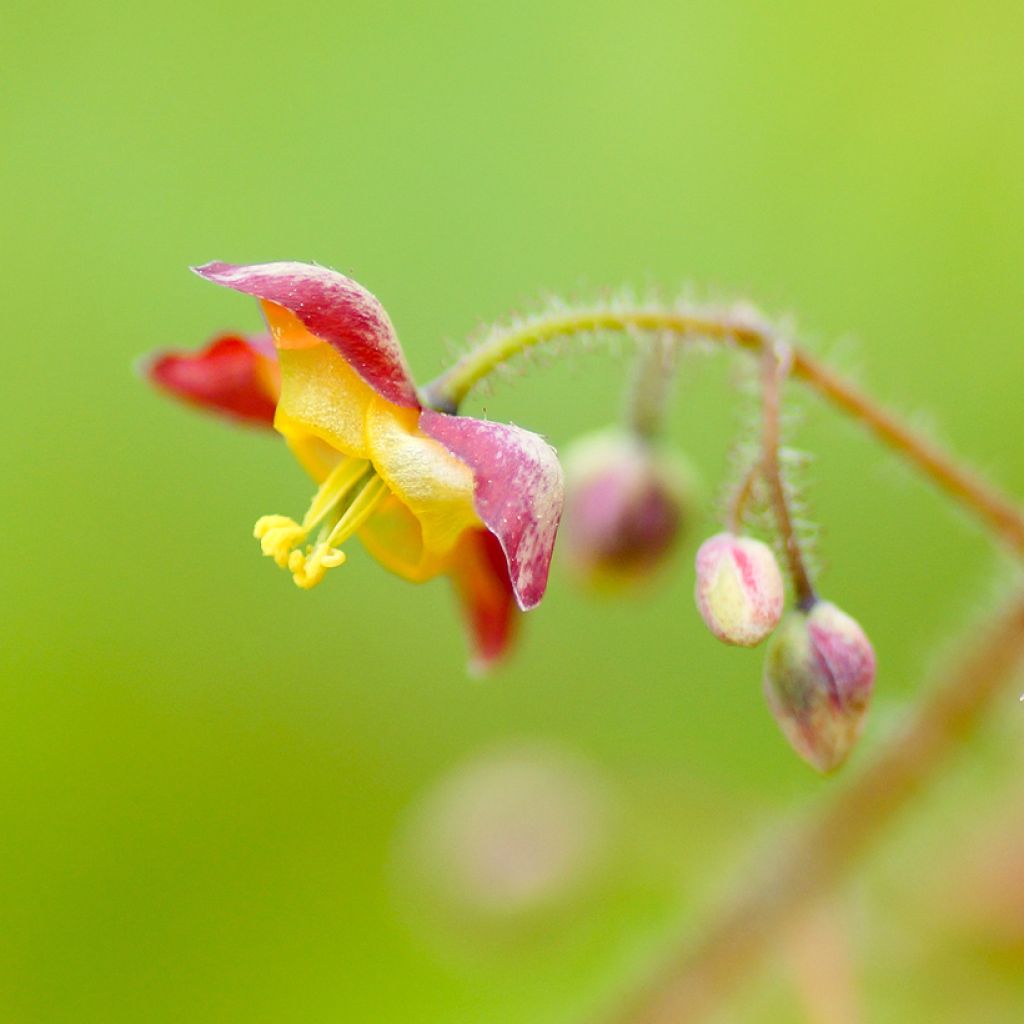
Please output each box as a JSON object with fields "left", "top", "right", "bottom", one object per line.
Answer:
{"left": 762, "top": 601, "right": 877, "bottom": 774}
{"left": 694, "top": 533, "right": 784, "bottom": 646}
{"left": 561, "top": 430, "right": 693, "bottom": 589}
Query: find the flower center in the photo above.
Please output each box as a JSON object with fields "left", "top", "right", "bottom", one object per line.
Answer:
{"left": 253, "top": 456, "right": 389, "bottom": 589}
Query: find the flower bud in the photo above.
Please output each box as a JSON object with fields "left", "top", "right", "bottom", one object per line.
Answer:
{"left": 694, "top": 533, "right": 784, "bottom": 646}
{"left": 561, "top": 429, "right": 693, "bottom": 589}
{"left": 762, "top": 601, "right": 877, "bottom": 774}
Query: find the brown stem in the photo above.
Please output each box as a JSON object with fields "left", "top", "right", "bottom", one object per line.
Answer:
{"left": 606, "top": 588, "right": 1024, "bottom": 1024}
{"left": 788, "top": 347, "right": 1024, "bottom": 559}
{"left": 760, "top": 343, "right": 817, "bottom": 606}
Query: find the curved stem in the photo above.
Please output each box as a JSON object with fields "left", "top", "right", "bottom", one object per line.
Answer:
{"left": 761, "top": 343, "right": 817, "bottom": 606}
{"left": 605, "top": 587, "right": 1024, "bottom": 1024}
{"left": 423, "top": 306, "right": 1024, "bottom": 559}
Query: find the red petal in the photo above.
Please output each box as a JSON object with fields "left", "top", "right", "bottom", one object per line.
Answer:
{"left": 192, "top": 261, "right": 420, "bottom": 409}
{"left": 450, "top": 530, "right": 520, "bottom": 674}
{"left": 145, "top": 333, "right": 279, "bottom": 427}
{"left": 420, "top": 411, "right": 564, "bottom": 610}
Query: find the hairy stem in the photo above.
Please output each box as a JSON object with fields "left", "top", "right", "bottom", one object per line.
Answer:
{"left": 604, "top": 587, "right": 1024, "bottom": 1024}
{"left": 761, "top": 343, "right": 817, "bottom": 606}
{"left": 423, "top": 307, "right": 1024, "bottom": 559}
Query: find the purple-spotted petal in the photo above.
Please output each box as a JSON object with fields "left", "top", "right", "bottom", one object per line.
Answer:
{"left": 420, "top": 411, "right": 564, "bottom": 611}
{"left": 192, "top": 261, "right": 420, "bottom": 409}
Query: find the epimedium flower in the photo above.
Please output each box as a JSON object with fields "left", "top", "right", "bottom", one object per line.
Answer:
{"left": 146, "top": 261, "right": 564, "bottom": 673}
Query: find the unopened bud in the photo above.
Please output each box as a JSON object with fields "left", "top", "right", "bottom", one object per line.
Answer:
{"left": 561, "top": 429, "right": 693, "bottom": 589}
{"left": 762, "top": 601, "right": 877, "bottom": 774}
{"left": 694, "top": 533, "right": 784, "bottom": 646}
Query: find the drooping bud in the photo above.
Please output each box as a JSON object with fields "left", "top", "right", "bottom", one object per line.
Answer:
{"left": 561, "top": 429, "right": 693, "bottom": 589}
{"left": 762, "top": 601, "right": 877, "bottom": 773}
{"left": 694, "top": 533, "right": 785, "bottom": 646}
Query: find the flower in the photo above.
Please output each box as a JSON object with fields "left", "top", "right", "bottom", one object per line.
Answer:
{"left": 146, "top": 261, "right": 564, "bottom": 672}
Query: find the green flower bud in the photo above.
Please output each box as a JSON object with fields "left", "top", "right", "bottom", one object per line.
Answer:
{"left": 763, "top": 601, "right": 877, "bottom": 773}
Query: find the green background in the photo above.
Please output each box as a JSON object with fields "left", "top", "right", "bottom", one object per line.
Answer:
{"left": 4, "top": 1, "right": 1024, "bottom": 1020}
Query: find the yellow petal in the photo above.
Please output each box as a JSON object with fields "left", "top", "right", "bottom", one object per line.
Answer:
{"left": 364, "top": 396, "right": 481, "bottom": 556}
{"left": 358, "top": 494, "right": 448, "bottom": 583}
{"left": 273, "top": 340, "right": 375, "bottom": 461}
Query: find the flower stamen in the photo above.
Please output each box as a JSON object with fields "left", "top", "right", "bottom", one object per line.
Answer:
{"left": 253, "top": 456, "right": 388, "bottom": 588}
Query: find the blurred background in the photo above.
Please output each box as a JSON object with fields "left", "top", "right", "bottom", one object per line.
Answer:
{"left": 4, "top": 1, "right": 1024, "bottom": 1020}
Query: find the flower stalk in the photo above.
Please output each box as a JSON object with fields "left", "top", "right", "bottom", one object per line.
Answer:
{"left": 423, "top": 305, "right": 1024, "bottom": 561}
{"left": 759, "top": 342, "right": 817, "bottom": 607}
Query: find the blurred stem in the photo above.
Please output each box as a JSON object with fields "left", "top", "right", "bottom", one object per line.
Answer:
{"left": 761, "top": 343, "right": 817, "bottom": 606}
{"left": 624, "top": 334, "right": 677, "bottom": 440}
{"left": 422, "top": 307, "right": 1024, "bottom": 559}
{"left": 604, "top": 587, "right": 1024, "bottom": 1024}
{"left": 726, "top": 460, "right": 760, "bottom": 535}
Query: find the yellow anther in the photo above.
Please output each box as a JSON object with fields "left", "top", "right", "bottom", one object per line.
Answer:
{"left": 254, "top": 515, "right": 307, "bottom": 567}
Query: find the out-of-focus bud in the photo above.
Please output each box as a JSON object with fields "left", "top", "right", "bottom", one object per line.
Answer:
{"left": 561, "top": 429, "right": 693, "bottom": 589}
{"left": 762, "top": 601, "right": 877, "bottom": 774}
{"left": 694, "top": 533, "right": 784, "bottom": 646}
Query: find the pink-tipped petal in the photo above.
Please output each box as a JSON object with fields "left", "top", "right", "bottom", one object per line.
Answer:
{"left": 192, "top": 261, "right": 420, "bottom": 409}
{"left": 144, "top": 333, "right": 279, "bottom": 427}
{"left": 421, "top": 411, "right": 564, "bottom": 611}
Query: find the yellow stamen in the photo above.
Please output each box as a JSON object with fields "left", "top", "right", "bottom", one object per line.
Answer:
{"left": 253, "top": 457, "right": 388, "bottom": 588}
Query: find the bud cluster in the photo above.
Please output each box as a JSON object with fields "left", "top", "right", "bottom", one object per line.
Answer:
{"left": 558, "top": 422, "right": 878, "bottom": 774}
{"left": 692, "top": 529, "right": 876, "bottom": 772}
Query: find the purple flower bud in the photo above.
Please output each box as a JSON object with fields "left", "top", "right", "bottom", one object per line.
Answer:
{"left": 763, "top": 601, "right": 877, "bottom": 773}
{"left": 561, "top": 430, "right": 693, "bottom": 589}
{"left": 694, "top": 533, "right": 785, "bottom": 646}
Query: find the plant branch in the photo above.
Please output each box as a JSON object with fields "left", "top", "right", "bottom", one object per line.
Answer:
{"left": 422, "top": 306, "right": 1024, "bottom": 560}
{"left": 604, "top": 587, "right": 1024, "bottom": 1024}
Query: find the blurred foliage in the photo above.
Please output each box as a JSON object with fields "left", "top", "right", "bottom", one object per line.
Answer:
{"left": 3, "top": 0, "right": 1024, "bottom": 1020}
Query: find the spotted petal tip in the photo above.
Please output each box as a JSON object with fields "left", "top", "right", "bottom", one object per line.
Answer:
{"left": 421, "top": 412, "right": 564, "bottom": 611}
{"left": 191, "top": 261, "right": 420, "bottom": 409}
